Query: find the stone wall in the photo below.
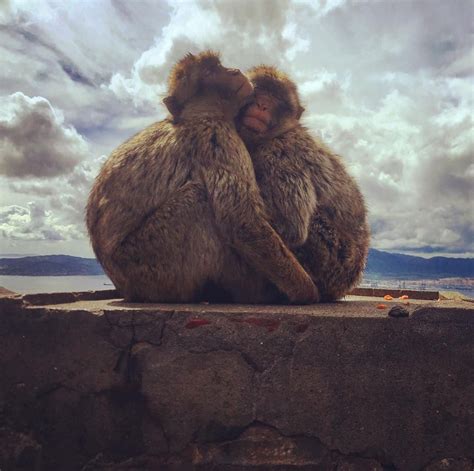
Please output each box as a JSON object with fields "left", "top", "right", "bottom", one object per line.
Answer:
{"left": 0, "top": 291, "right": 473, "bottom": 470}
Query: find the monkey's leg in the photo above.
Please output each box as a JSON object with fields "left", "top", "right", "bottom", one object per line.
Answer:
{"left": 113, "top": 183, "right": 222, "bottom": 302}
{"left": 218, "top": 251, "right": 285, "bottom": 304}
{"left": 296, "top": 218, "right": 366, "bottom": 302}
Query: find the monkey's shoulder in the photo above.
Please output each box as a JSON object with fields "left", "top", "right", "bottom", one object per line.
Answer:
{"left": 291, "top": 127, "right": 366, "bottom": 218}
{"left": 103, "top": 119, "right": 175, "bottom": 167}
{"left": 175, "top": 119, "right": 248, "bottom": 165}
{"left": 282, "top": 127, "right": 340, "bottom": 162}
{"left": 178, "top": 119, "right": 241, "bottom": 143}
{"left": 93, "top": 119, "right": 191, "bottom": 203}
{"left": 279, "top": 127, "right": 358, "bottom": 183}
{"left": 122, "top": 119, "right": 174, "bottom": 146}
{"left": 251, "top": 127, "right": 319, "bottom": 174}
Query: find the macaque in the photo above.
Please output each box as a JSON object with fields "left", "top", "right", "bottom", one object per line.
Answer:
{"left": 237, "top": 65, "right": 370, "bottom": 301}
{"left": 86, "top": 52, "right": 318, "bottom": 304}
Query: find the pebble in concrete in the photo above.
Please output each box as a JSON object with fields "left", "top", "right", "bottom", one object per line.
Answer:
{"left": 388, "top": 305, "right": 410, "bottom": 318}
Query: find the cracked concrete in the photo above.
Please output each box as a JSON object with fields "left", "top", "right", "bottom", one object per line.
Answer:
{"left": 0, "top": 289, "right": 473, "bottom": 470}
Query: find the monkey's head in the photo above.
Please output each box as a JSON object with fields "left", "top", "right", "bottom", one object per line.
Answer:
{"left": 238, "top": 65, "right": 304, "bottom": 143}
{"left": 163, "top": 51, "right": 254, "bottom": 119}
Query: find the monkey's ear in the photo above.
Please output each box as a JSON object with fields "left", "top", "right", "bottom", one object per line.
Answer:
{"left": 296, "top": 105, "right": 305, "bottom": 120}
{"left": 163, "top": 95, "right": 182, "bottom": 118}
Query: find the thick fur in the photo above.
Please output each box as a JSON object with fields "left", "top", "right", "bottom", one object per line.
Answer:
{"left": 239, "top": 66, "right": 370, "bottom": 301}
{"left": 163, "top": 51, "right": 222, "bottom": 118}
{"left": 246, "top": 65, "right": 304, "bottom": 118}
{"left": 86, "top": 52, "right": 318, "bottom": 303}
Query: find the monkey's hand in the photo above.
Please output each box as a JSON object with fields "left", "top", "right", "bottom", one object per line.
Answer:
{"left": 285, "top": 268, "right": 320, "bottom": 305}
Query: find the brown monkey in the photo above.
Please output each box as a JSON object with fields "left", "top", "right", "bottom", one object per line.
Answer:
{"left": 237, "top": 66, "right": 370, "bottom": 301}
{"left": 86, "top": 52, "right": 318, "bottom": 304}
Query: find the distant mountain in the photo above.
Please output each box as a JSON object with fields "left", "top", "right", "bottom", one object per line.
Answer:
{"left": 365, "top": 249, "right": 474, "bottom": 279}
{"left": 0, "top": 250, "right": 472, "bottom": 278}
{"left": 0, "top": 255, "right": 104, "bottom": 276}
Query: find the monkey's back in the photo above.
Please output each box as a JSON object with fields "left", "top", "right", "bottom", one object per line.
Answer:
{"left": 86, "top": 119, "right": 228, "bottom": 300}
{"left": 253, "top": 126, "right": 370, "bottom": 300}
{"left": 87, "top": 120, "right": 203, "bottom": 253}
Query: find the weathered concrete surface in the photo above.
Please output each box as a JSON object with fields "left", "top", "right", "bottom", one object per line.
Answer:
{"left": 0, "top": 290, "right": 473, "bottom": 470}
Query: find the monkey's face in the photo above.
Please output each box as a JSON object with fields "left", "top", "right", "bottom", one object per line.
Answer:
{"left": 240, "top": 92, "right": 278, "bottom": 134}
{"left": 201, "top": 64, "right": 254, "bottom": 105}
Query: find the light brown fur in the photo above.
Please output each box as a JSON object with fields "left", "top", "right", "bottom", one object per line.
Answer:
{"left": 238, "top": 65, "right": 370, "bottom": 301}
{"left": 86, "top": 52, "right": 318, "bottom": 303}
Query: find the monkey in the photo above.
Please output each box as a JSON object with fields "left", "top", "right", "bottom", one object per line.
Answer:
{"left": 86, "top": 52, "right": 319, "bottom": 304}
{"left": 237, "top": 65, "right": 370, "bottom": 301}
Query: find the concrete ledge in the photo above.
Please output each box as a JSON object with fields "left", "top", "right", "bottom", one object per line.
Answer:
{"left": 0, "top": 291, "right": 473, "bottom": 470}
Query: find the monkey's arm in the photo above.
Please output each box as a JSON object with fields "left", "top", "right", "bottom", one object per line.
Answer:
{"left": 201, "top": 147, "right": 319, "bottom": 304}
{"left": 259, "top": 169, "right": 316, "bottom": 248}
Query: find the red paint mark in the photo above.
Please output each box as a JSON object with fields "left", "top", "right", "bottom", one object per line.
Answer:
{"left": 185, "top": 318, "right": 212, "bottom": 329}
{"left": 231, "top": 317, "right": 280, "bottom": 333}
{"left": 376, "top": 304, "right": 387, "bottom": 310}
{"left": 296, "top": 323, "right": 309, "bottom": 333}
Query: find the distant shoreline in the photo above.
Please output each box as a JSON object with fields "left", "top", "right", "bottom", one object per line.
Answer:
{"left": 1, "top": 274, "right": 473, "bottom": 299}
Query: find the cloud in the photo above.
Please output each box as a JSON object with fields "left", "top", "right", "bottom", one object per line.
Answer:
{"left": 0, "top": 0, "right": 171, "bottom": 139}
{"left": 107, "top": 0, "right": 319, "bottom": 107}
{"left": 0, "top": 202, "right": 82, "bottom": 241}
{"left": 0, "top": 89, "right": 105, "bottom": 246}
{"left": 0, "top": 0, "right": 472, "bottom": 257}
{"left": 6, "top": 153, "right": 106, "bottom": 228}
{"left": 0, "top": 92, "right": 88, "bottom": 177}
{"left": 303, "top": 73, "right": 473, "bottom": 255}
{"left": 0, "top": 151, "right": 106, "bottom": 249}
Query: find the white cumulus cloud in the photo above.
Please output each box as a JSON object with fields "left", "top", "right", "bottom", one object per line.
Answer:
{"left": 0, "top": 0, "right": 472, "bottom": 257}
{"left": 0, "top": 92, "right": 88, "bottom": 178}
{"left": 0, "top": 202, "right": 82, "bottom": 241}
{"left": 107, "top": 0, "right": 318, "bottom": 108}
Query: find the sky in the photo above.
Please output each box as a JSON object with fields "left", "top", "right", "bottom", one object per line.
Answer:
{"left": 0, "top": 0, "right": 472, "bottom": 258}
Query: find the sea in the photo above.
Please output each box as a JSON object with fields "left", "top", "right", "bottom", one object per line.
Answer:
{"left": 0, "top": 274, "right": 473, "bottom": 299}
{"left": 0, "top": 275, "right": 113, "bottom": 294}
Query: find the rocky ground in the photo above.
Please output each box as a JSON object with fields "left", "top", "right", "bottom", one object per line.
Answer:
{"left": 0, "top": 289, "right": 473, "bottom": 470}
